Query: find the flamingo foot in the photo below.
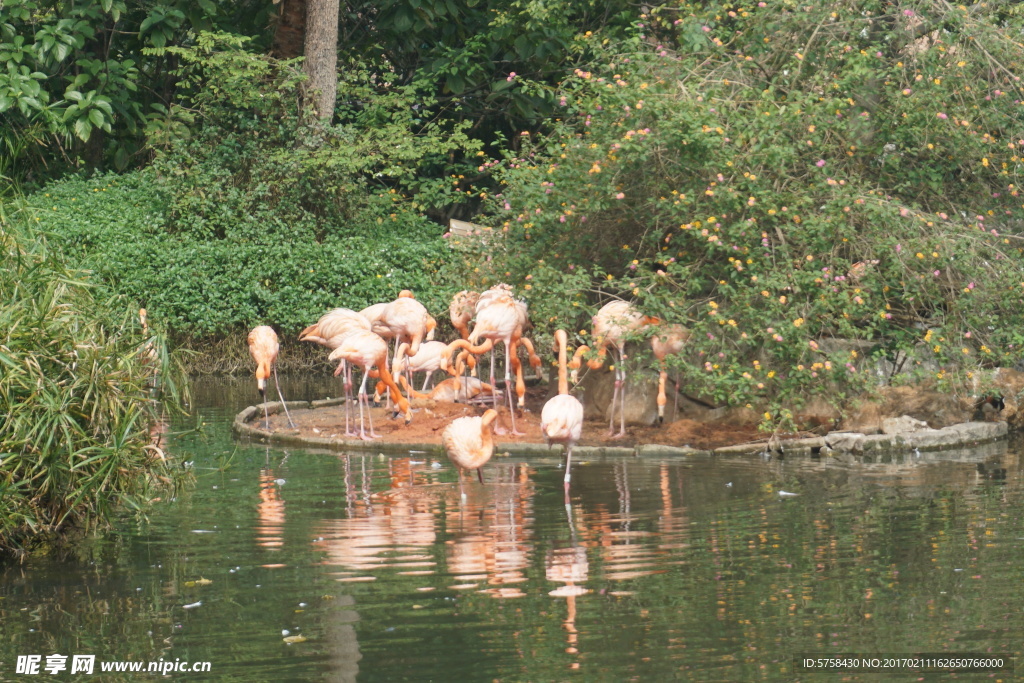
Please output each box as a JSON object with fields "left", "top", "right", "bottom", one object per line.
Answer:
{"left": 610, "top": 430, "right": 628, "bottom": 440}
{"left": 494, "top": 425, "right": 509, "bottom": 436}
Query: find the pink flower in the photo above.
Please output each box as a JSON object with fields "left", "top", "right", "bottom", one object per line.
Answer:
{"left": 937, "top": 112, "right": 948, "bottom": 119}
{"left": 702, "top": 26, "right": 710, "bottom": 32}
{"left": 614, "top": 192, "right": 625, "bottom": 199}
{"left": 506, "top": 72, "right": 516, "bottom": 82}
{"left": 895, "top": 243, "right": 902, "bottom": 253}
{"left": 816, "top": 159, "right": 826, "bottom": 167}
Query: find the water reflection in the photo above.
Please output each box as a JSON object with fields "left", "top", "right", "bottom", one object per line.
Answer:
{"left": 1, "top": 380, "right": 1022, "bottom": 681}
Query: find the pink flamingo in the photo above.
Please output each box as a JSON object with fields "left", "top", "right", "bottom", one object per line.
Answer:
{"left": 541, "top": 330, "right": 585, "bottom": 496}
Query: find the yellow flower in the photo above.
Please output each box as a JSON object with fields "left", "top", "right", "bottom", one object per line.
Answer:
{"left": 793, "top": 318, "right": 804, "bottom": 327}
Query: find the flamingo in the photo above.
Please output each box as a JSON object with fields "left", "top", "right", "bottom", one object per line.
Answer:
{"left": 397, "top": 375, "right": 496, "bottom": 402}
{"left": 372, "top": 340, "right": 452, "bottom": 402}
{"left": 391, "top": 340, "right": 450, "bottom": 391}
{"left": 449, "top": 290, "right": 479, "bottom": 341}
{"left": 378, "top": 294, "right": 430, "bottom": 356}
{"left": 247, "top": 325, "right": 296, "bottom": 430}
{"left": 359, "top": 302, "right": 388, "bottom": 329}
{"left": 444, "top": 290, "right": 540, "bottom": 435}
{"left": 542, "top": 330, "right": 585, "bottom": 496}
{"left": 327, "top": 329, "right": 411, "bottom": 440}
{"left": 441, "top": 409, "right": 499, "bottom": 499}
{"left": 299, "top": 308, "right": 373, "bottom": 431}
{"left": 580, "top": 300, "right": 658, "bottom": 438}
{"left": 650, "top": 324, "right": 690, "bottom": 424}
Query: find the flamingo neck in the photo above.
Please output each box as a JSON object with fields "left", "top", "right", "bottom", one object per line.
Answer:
{"left": 556, "top": 331, "right": 569, "bottom": 395}
{"left": 480, "top": 410, "right": 498, "bottom": 450}
{"left": 377, "top": 358, "right": 411, "bottom": 419}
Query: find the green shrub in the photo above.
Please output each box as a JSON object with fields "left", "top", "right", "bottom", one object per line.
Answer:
{"left": 25, "top": 170, "right": 451, "bottom": 337}
{"left": 0, "top": 213, "right": 187, "bottom": 556}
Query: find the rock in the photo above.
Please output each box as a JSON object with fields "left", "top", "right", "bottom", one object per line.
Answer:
{"left": 574, "top": 364, "right": 702, "bottom": 427}
{"left": 880, "top": 415, "right": 930, "bottom": 435}
{"left": 825, "top": 432, "right": 866, "bottom": 452}
{"left": 840, "top": 385, "right": 971, "bottom": 431}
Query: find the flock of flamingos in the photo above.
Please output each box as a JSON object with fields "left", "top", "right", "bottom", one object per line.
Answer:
{"left": 246, "top": 285, "right": 689, "bottom": 497}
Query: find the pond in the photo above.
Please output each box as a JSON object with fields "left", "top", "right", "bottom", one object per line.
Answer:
{"left": 2, "top": 377, "right": 1022, "bottom": 681}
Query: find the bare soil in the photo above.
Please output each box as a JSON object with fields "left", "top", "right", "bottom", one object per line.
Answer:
{"left": 257, "top": 384, "right": 764, "bottom": 450}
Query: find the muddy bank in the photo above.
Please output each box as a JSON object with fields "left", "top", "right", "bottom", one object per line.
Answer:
{"left": 233, "top": 391, "right": 1008, "bottom": 460}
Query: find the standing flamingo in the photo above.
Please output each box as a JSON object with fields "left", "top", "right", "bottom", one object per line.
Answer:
{"left": 542, "top": 330, "right": 585, "bottom": 497}
{"left": 391, "top": 340, "right": 450, "bottom": 391}
{"left": 378, "top": 294, "right": 431, "bottom": 358}
{"left": 650, "top": 324, "right": 690, "bottom": 424}
{"left": 247, "top": 325, "right": 296, "bottom": 430}
{"left": 299, "top": 308, "right": 374, "bottom": 431}
{"left": 441, "top": 409, "right": 499, "bottom": 499}
{"left": 581, "top": 300, "right": 658, "bottom": 438}
{"left": 444, "top": 290, "right": 540, "bottom": 435}
{"left": 327, "top": 330, "right": 411, "bottom": 440}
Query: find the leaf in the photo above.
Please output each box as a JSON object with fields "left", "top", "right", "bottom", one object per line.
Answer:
{"left": 65, "top": 89, "right": 84, "bottom": 102}
{"left": 73, "top": 117, "right": 93, "bottom": 141}
{"left": 88, "top": 108, "right": 105, "bottom": 128}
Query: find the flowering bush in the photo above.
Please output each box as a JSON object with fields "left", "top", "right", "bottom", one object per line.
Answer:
{"left": 444, "top": 0, "right": 1024, "bottom": 420}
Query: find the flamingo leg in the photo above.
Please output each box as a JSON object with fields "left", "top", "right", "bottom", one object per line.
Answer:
{"left": 609, "top": 347, "right": 627, "bottom": 439}
{"left": 357, "top": 371, "right": 379, "bottom": 440}
{"left": 477, "top": 467, "right": 484, "bottom": 485}
{"left": 564, "top": 444, "right": 574, "bottom": 503}
{"left": 273, "top": 364, "right": 296, "bottom": 428}
{"left": 421, "top": 369, "right": 434, "bottom": 392}
{"left": 259, "top": 387, "right": 270, "bottom": 431}
{"left": 458, "top": 468, "right": 466, "bottom": 501}
{"left": 337, "top": 361, "right": 357, "bottom": 438}
{"left": 616, "top": 362, "right": 628, "bottom": 439}
{"left": 505, "top": 341, "right": 524, "bottom": 436}
{"left": 489, "top": 351, "right": 499, "bottom": 406}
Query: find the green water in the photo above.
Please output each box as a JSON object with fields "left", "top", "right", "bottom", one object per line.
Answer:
{"left": 2, "top": 378, "right": 1022, "bottom": 681}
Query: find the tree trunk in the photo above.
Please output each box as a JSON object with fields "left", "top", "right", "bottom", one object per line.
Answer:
{"left": 271, "top": 0, "right": 307, "bottom": 60}
{"left": 303, "top": 0, "right": 339, "bottom": 121}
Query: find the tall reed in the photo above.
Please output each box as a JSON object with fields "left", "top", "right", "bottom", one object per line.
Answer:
{"left": 0, "top": 214, "right": 188, "bottom": 558}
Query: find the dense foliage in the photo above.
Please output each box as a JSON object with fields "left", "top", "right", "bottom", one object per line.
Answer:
{"left": 7, "top": 0, "right": 1024, "bottom": 427}
{"left": 24, "top": 33, "right": 466, "bottom": 336}
{"left": 0, "top": 0, "right": 275, "bottom": 184}
{"left": 0, "top": 213, "right": 187, "bottom": 556}
{"left": 442, "top": 0, "right": 1024, "bottom": 420}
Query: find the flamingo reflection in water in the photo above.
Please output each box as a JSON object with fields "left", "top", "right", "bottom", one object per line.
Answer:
{"left": 256, "top": 467, "right": 286, "bottom": 552}
{"left": 446, "top": 462, "right": 535, "bottom": 599}
{"left": 546, "top": 500, "right": 589, "bottom": 669}
{"left": 315, "top": 456, "right": 440, "bottom": 579}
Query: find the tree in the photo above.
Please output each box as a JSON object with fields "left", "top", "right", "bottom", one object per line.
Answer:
{"left": 303, "top": 0, "right": 339, "bottom": 120}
